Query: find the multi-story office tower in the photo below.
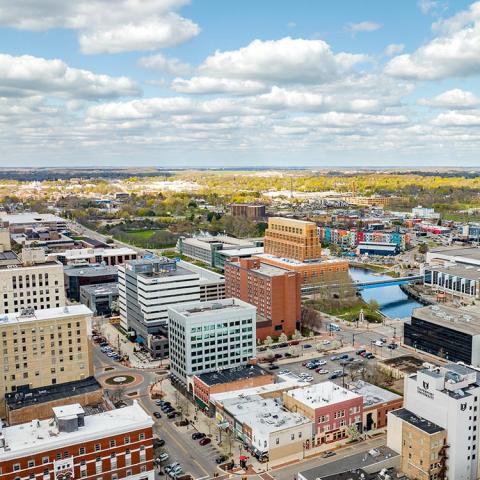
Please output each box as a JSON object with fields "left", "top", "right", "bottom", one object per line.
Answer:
{"left": 0, "top": 401, "right": 154, "bottom": 480}
{"left": 224, "top": 256, "right": 301, "bottom": 340}
{"left": 0, "top": 248, "right": 65, "bottom": 315}
{"left": 388, "top": 363, "right": 480, "bottom": 480}
{"left": 264, "top": 217, "right": 322, "bottom": 262}
{"left": 118, "top": 257, "right": 200, "bottom": 341}
{"left": 0, "top": 304, "right": 93, "bottom": 414}
{"left": 64, "top": 264, "right": 119, "bottom": 302}
{"left": 168, "top": 298, "right": 256, "bottom": 385}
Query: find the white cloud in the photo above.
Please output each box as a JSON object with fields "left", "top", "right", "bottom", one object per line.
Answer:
{"left": 386, "top": 2, "right": 480, "bottom": 80}
{"left": 0, "top": 53, "right": 139, "bottom": 99}
{"left": 0, "top": 0, "right": 200, "bottom": 54}
{"left": 287, "top": 21, "right": 297, "bottom": 29}
{"left": 431, "top": 111, "right": 480, "bottom": 126}
{"left": 346, "top": 21, "right": 382, "bottom": 35}
{"left": 138, "top": 53, "right": 191, "bottom": 76}
{"left": 418, "top": 89, "right": 479, "bottom": 109}
{"left": 171, "top": 77, "right": 267, "bottom": 95}
{"left": 418, "top": 0, "right": 448, "bottom": 15}
{"left": 384, "top": 43, "right": 405, "bottom": 56}
{"left": 198, "top": 37, "right": 368, "bottom": 84}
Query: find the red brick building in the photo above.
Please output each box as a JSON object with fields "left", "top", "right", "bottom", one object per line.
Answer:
{"left": 224, "top": 257, "right": 301, "bottom": 340}
{"left": 0, "top": 401, "right": 154, "bottom": 480}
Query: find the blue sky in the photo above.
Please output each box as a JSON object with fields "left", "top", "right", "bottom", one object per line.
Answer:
{"left": 1, "top": 0, "right": 480, "bottom": 167}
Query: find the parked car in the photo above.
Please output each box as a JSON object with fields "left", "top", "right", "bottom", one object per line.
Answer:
{"left": 199, "top": 438, "right": 211, "bottom": 446}
{"left": 356, "top": 349, "right": 366, "bottom": 355}
{"left": 316, "top": 368, "right": 329, "bottom": 374}
{"left": 153, "top": 438, "right": 165, "bottom": 448}
{"left": 153, "top": 412, "right": 162, "bottom": 419}
{"left": 330, "top": 355, "right": 339, "bottom": 361}
{"left": 387, "top": 343, "right": 398, "bottom": 350}
{"left": 155, "top": 400, "right": 164, "bottom": 406}
{"left": 215, "top": 455, "right": 228, "bottom": 464}
{"left": 322, "top": 340, "right": 331, "bottom": 345}
{"left": 374, "top": 340, "right": 384, "bottom": 347}
{"left": 279, "top": 370, "right": 290, "bottom": 375}
{"left": 322, "top": 451, "right": 336, "bottom": 458}
{"left": 158, "top": 452, "right": 169, "bottom": 462}
{"left": 167, "top": 412, "right": 179, "bottom": 419}
{"left": 268, "top": 364, "right": 279, "bottom": 370}
{"left": 192, "top": 432, "right": 206, "bottom": 440}
{"left": 339, "top": 353, "right": 349, "bottom": 360}
{"left": 303, "top": 344, "right": 312, "bottom": 349}
{"left": 366, "top": 353, "right": 376, "bottom": 359}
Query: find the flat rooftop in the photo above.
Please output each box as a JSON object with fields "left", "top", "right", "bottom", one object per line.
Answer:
{"left": 58, "top": 247, "right": 137, "bottom": 258}
{"left": 0, "top": 212, "right": 66, "bottom": 225}
{"left": 183, "top": 235, "right": 254, "bottom": 247}
{"left": 0, "top": 401, "right": 152, "bottom": 459}
{"left": 256, "top": 253, "right": 346, "bottom": 267}
{"left": 64, "top": 264, "right": 119, "bottom": 277}
{"left": 412, "top": 305, "right": 480, "bottom": 336}
{"left": 348, "top": 380, "right": 402, "bottom": 407}
{"left": 80, "top": 282, "right": 119, "bottom": 296}
{"left": 429, "top": 246, "right": 480, "bottom": 261}
{"left": 140, "top": 264, "right": 195, "bottom": 279}
{"left": 178, "top": 260, "right": 224, "bottom": 283}
{"left": 285, "top": 381, "right": 361, "bottom": 409}
{"left": 218, "top": 247, "right": 264, "bottom": 257}
{"left": 196, "top": 364, "right": 269, "bottom": 386}
{"left": 391, "top": 408, "right": 444, "bottom": 434}
{"left": 425, "top": 263, "right": 480, "bottom": 281}
{"left": 227, "top": 258, "right": 291, "bottom": 277}
{"left": 6, "top": 377, "right": 102, "bottom": 410}
{"left": 1, "top": 304, "right": 92, "bottom": 325}
{"left": 168, "top": 298, "right": 255, "bottom": 317}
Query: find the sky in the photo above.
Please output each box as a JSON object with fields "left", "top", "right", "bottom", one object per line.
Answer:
{"left": 1, "top": 0, "right": 480, "bottom": 168}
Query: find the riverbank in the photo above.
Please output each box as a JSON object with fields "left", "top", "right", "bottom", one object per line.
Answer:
{"left": 348, "top": 261, "right": 391, "bottom": 273}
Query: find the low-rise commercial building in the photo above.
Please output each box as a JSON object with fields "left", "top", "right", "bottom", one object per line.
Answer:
{"left": 404, "top": 305, "right": 480, "bottom": 366}
{"left": 0, "top": 212, "right": 67, "bottom": 233}
{"left": 357, "top": 242, "right": 400, "bottom": 256}
{"left": 52, "top": 246, "right": 138, "bottom": 266}
{"left": 283, "top": 382, "right": 363, "bottom": 444}
{"left": 64, "top": 264, "right": 119, "bottom": 302}
{"left": 348, "top": 380, "right": 403, "bottom": 431}
{"left": 80, "top": 282, "right": 119, "bottom": 316}
{"left": 224, "top": 256, "right": 301, "bottom": 340}
{"left": 230, "top": 203, "right": 266, "bottom": 220}
{"left": 192, "top": 364, "right": 274, "bottom": 409}
{"left": 0, "top": 401, "right": 155, "bottom": 480}
{"left": 215, "top": 395, "right": 312, "bottom": 463}
{"left": 0, "top": 304, "right": 93, "bottom": 415}
{"left": 426, "top": 246, "right": 480, "bottom": 268}
{"left": 168, "top": 298, "right": 256, "bottom": 386}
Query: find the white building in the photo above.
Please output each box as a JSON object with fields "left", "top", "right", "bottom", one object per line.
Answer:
{"left": 49, "top": 246, "right": 138, "bottom": 266}
{"left": 177, "top": 260, "right": 225, "bottom": 302}
{"left": 118, "top": 257, "right": 200, "bottom": 343}
{"left": 397, "top": 363, "right": 480, "bottom": 480}
{"left": 167, "top": 298, "right": 256, "bottom": 385}
{"left": 0, "top": 212, "right": 67, "bottom": 232}
{"left": 412, "top": 205, "right": 440, "bottom": 220}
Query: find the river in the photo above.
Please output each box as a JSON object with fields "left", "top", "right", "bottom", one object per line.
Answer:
{"left": 349, "top": 266, "right": 422, "bottom": 319}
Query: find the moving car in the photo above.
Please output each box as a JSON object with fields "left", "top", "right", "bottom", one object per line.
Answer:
{"left": 322, "top": 451, "right": 336, "bottom": 458}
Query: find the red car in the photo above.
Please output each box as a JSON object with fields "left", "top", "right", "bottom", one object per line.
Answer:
{"left": 199, "top": 438, "right": 211, "bottom": 446}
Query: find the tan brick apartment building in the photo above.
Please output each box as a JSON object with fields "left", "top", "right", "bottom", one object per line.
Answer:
{"left": 224, "top": 257, "right": 301, "bottom": 340}
{"left": 0, "top": 304, "right": 93, "bottom": 415}
{"left": 264, "top": 217, "right": 322, "bottom": 261}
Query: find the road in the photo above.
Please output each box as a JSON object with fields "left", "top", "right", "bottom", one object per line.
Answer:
{"left": 92, "top": 342, "right": 219, "bottom": 479}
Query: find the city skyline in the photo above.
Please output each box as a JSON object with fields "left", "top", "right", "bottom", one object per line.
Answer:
{"left": 1, "top": 0, "right": 480, "bottom": 167}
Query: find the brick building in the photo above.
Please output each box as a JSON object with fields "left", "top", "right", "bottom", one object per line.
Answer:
{"left": 0, "top": 401, "right": 155, "bottom": 480}
{"left": 264, "top": 217, "right": 322, "bottom": 262}
{"left": 224, "top": 257, "right": 301, "bottom": 340}
{"left": 230, "top": 204, "right": 266, "bottom": 220}
{"left": 192, "top": 364, "right": 274, "bottom": 409}
{"left": 283, "top": 382, "right": 363, "bottom": 445}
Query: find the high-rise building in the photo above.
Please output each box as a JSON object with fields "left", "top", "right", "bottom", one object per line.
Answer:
{"left": 168, "top": 298, "right": 256, "bottom": 386}
{"left": 224, "top": 257, "right": 301, "bottom": 340}
{"left": 0, "top": 401, "right": 155, "bottom": 480}
{"left": 388, "top": 363, "right": 480, "bottom": 480}
{"left": 0, "top": 248, "right": 66, "bottom": 315}
{"left": 0, "top": 305, "right": 93, "bottom": 415}
{"left": 264, "top": 217, "right": 322, "bottom": 261}
{"left": 118, "top": 256, "right": 200, "bottom": 342}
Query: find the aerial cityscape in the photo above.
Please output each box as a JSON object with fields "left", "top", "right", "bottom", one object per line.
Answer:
{"left": 1, "top": 1, "right": 480, "bottom": 480}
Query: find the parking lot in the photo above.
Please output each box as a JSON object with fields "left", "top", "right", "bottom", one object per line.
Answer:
{"left": 269, "top": 349, "right": 378, "bottom": 388}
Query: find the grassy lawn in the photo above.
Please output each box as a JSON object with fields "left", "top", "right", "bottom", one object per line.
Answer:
{"left": 124, "top": 229, "right": 158, "bottom": 240}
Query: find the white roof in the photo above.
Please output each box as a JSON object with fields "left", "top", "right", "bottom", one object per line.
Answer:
{"left": 210, "top": 376, "right": 306, "bottom": 404}
{"left": 0, "top": 401, "right": 153, "bottom": 460}
{"left": 53, "top": 404, "right": 85, "bottom": 419}
{"left": 56, "top": 247, "right": 136, "bottom": 259}
{"left": 1, "top": 305, "right": 92, "bottom": 325}
{"left": 0, "top": 212, "right": 66, "bottom": 224}
{"left": 168, "top": 297, "right": 255, "bottom": 318}
{"left": 285, "top": 381, "right": 361, "bottom": 409}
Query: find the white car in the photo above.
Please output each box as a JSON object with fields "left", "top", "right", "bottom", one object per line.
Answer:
{"left": 374, "top": 340, "right": 384, "bottom": 347}
{"left": 279, "top": 370, "right": 290, "bottom": 375}
{"left": 322, "top": 340, "right": 331, "bottom": 345}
